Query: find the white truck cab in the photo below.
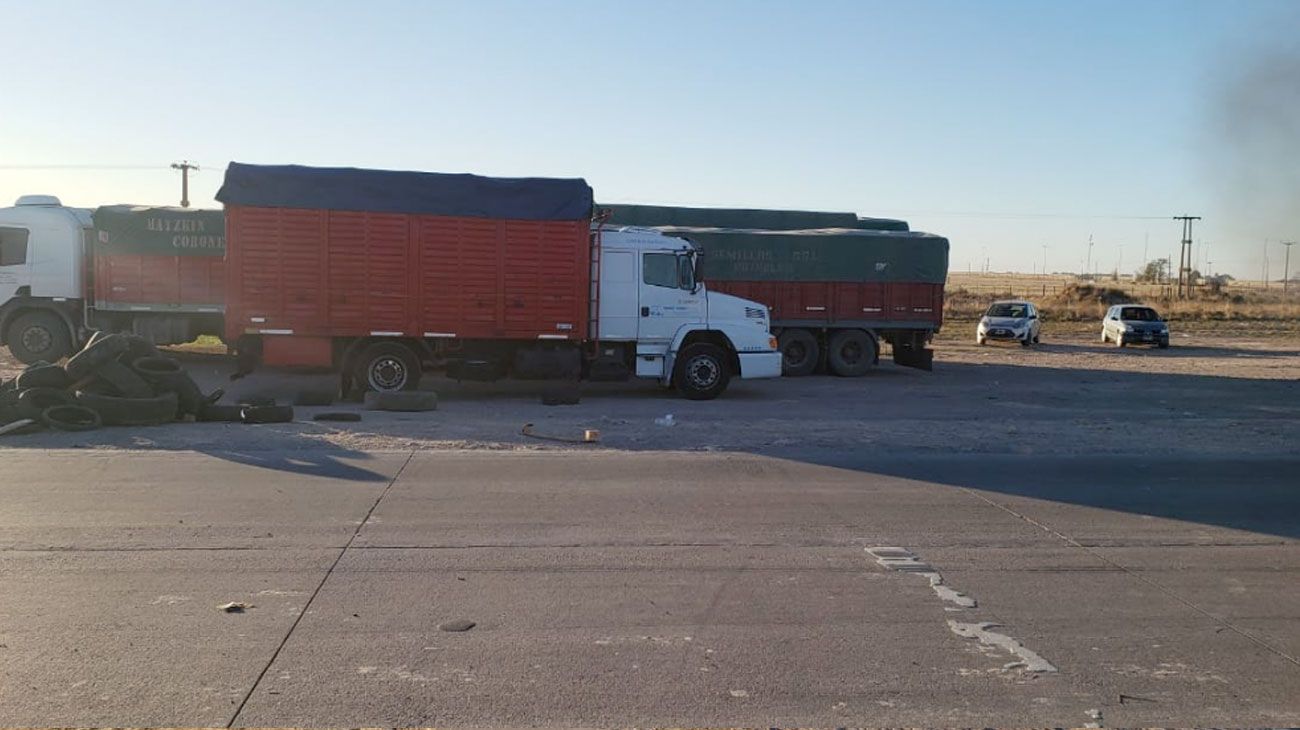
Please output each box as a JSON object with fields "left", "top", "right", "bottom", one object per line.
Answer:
{"left": 595, "top": 226, "right": 781, "bottom": 398}
{"left": 0, "top": 196, "right": 91, "bottom": 363}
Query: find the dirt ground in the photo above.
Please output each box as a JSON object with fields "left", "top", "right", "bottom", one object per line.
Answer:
{"left": 2, "top": 325, "right": 1297, "bottom": 457}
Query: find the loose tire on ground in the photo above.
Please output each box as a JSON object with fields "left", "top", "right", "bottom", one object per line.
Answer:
{"left": 40, "top": 404, "right": 102, "bottom": 432}
{"left": 197, "top": 403, "right": 243, "bottom": 422}
{"left": 74, "top": 390, "right": 178, "bottom": 426}
{"left": 16, "top": 362, "right": 71, "bottom": 390}
{"left": 673, "top": 343, "right": 731, "bottom": 400}
{"left": 95, "top": 360, "right": 154, "bottom": 398}
{"left": 65, "top": 333, "right": 130, "bottom": 381}
{"left": 17, "top": 387, "right": 77, "bottom": 419}
{"left": 353, "top": 342, "right": 422, "bottom": 392}
{"left": 139, "top": 369, "right": 203, "bottom": 416}
{"left": 826, "top": 329, "right": 877, "bottom": 377}
{"left": 240, "top": 405, "right": 295, "bottom": 424}
{"left": 6, "top": 310, "right": 74, "bottom": 365}
{"left": 777, "top": 329, "right": 818, "bottom": 377}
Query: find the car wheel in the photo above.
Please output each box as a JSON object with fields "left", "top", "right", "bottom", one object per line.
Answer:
{"left": 1101, "top": 330, "right": 1109, "bottom": 343}
{"left": 1117, "top": 334, "right": 1127, "bottom": 348}
{"left": 976, "top": 336, "right": 986, "bottom": 346}
{"left": 1158, "top": 339, "right": 1169, "bottom": 349}
{"left": 1020, "top": 336, "right": 1032, "bottom": 348}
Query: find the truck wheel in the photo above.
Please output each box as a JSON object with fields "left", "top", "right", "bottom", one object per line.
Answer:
{"left": 777, "top": 329, "right": 818, "bottom": 377}
{"left": 674, "top": 343, "right": 731, "bottom": 400}
{"left": 827, "top": 330, "right": 876, "bottom": 377}
{"left": 355, "top": 342, "right": 422, "bottom": 392}
{"left": 7, "top": 311, "right": 73, "bottom": 365}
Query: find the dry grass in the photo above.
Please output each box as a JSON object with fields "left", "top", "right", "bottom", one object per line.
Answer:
{"left": 945, "top": 273, "right": 1300, "bottom": 323}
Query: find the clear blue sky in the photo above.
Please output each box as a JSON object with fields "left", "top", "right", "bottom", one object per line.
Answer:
{"left": 3, "top": 0, "right": 1297, "bottom": 278}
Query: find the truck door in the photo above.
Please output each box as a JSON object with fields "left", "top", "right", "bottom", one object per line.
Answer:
{"left": 637, "top": 251, "right": 704, "bottom": 351}
{"left": 0, "top": 226, "right": 31, "bottom": 301}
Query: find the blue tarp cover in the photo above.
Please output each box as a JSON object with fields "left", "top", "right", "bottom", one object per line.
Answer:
{"left": 216, "top": 162, "right": 593, "bottom": 221}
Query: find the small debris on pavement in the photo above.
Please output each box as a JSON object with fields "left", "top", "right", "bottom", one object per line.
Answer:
{"left": 654, "top": 414, "right": 676, "bottom": 426}
{"left": 439, "top": 619, "right": 476, "bottom": 632}
{"left": 218, "top": 601, "right": 253, "bottom": 613}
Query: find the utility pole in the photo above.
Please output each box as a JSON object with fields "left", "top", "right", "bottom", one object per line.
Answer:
{"left": 1085, "top": 234, "right": 1094, "bottom": 278}
{"left": 1041, "top": 244, "right": 1048, "bottom": 277}
{"left": 171, "top": 160, "right": 198, "bottom": 208}
{"left": 1172, "top": 216, "right": 1201, "bottom": 298}
{"left": 1284, "top": 241, "right": 1296, "bottom": 294}
{"left": 1263, "top": 239, "right": 1269, "bottom": 289}
{"left": 1117, "top": 244, "right": 1125, "bottom": 280}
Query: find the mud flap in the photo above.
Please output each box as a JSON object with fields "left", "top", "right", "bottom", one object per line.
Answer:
{"left": 893, "top": 344, "right": 934, "bottom": 371}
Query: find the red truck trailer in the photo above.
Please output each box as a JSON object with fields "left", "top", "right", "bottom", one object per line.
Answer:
{"left": 603, "top": 205, "right": 949, "bottom": 373}
{"left": 214, "top": 163, "right": 782, "bottom": 398}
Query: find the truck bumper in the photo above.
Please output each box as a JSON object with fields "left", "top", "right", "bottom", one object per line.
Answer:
{"left": 737, "top": 351, "right": 783, "bottom": 380}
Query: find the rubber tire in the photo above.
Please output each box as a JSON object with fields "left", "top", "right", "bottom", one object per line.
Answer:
{"left": 777, "top": 329, "right": 818, "bottom": 377}
{"left": 827, "top": 330, "right": 877, "bottom": 377}
{"left": 353, "top": 342, "right": 422, "bottom": 392}
{"left": 41, "top": 404, "right": 102, "bottom": 432}
{"left": 16, "top": 362, "right": 72, "bottom": 390}
{"left": 240, "top": 405, "right": 295, "bottom": 424}
{"left": 1117, "top": 335, "right": 1127, "bottom": 348}
{"left": 363, "top": 390, "right": 438, "bottom": 412}
{"left": 197, "top": 403, "right": 243, "bottom": 422}
{"left": 1158, "top": 340, "right": 1170, "bottom": 349}
{"left": 142, "top": 370, "right": 203, "bottom": 416}
{"left": 7, "top": 310, "right": 74, "bottom": 365}
{"left": 977, "top": 336, "right": 986, "bottom": 346}
{"left": 66, "top": 334, "right": 130, "bottom": 381}
{"left": 0, "top": 418, "right": 42, "bottom": 436}
{"left": 17, "top": 387, "right": 77, "bottom": 419}
{"left": 122, "top": 334, "right": 161, "bottom": 363}
{"left": 74, "top": 390, "right": 178, "bottom": 426}
{"left": 94, "top": 360, "right": 155, "bottom": 398}
{"left": 1020, "top": 337, "right": 1032, "bottom": 348}
{"left": 673, "top": 343, "right": 731, "bottom": 401}
{"left": 130, "top": 356, "right": 183, "bottom": 377}
{"left": 1101, "top": 330, "right": 1109, "bottom": 343}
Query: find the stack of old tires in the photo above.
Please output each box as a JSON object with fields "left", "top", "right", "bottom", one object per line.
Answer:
{"left": 0, "top": 332, "right": 232, "bottom": 435}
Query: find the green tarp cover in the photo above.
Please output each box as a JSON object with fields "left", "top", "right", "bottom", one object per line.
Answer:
{"left": 91, "top": 205, "right": 225, "bottom": 257}
{"left": 601, "top": 203, "right": 910, "bottom": 232}
{"left": 661, "top": 227, "right": 949, "bottom": 284}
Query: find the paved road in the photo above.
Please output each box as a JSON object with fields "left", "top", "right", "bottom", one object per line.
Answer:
{"left": 0, "top": 449, "right": 1297, "bottom": 727}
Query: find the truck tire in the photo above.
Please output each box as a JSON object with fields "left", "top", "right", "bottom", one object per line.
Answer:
{"left": 40, "top": 404, "right": 102, "bottom": 432}
{"left": 827, "top": 330, "right": 876, "bottom": 377}
{"left": 74, "top": 390, "right": 179, "bottom": 426}
{"left": 131, "top": 357, "right": 202, "bottom": 415}
{"left": 130, "top": 356, "right": 183, "bottom": 377}
{"left": 354, "top": 341, "right": 422, "bottom": 392}
{"left": 95, "top": 361, "right": 155, "bottom": 399}
{"left": 777, "top": 329, "right": 818, "bottom": 377}
{"left": 197, "top": 403, "right": 243, "bottom": 422}
{"left": 673, "top": 343, "right": 731, "bottom": 400}
{"left": 16, "top": 362, "right": 72, "bottom": 390}
{"left": 17, "top": 387, "right": 77, "bottom": 419}
{"left": 122, "top": 334, "right": 161, "bottom": 362}
{"left": 7, "top": 310, "right": 74, "bottom": 365}
{"left": 66, "top": 334, "right": 129, "bottom": 381}
{"left": 240, "top": 405, "right": 295, "bottom": 424}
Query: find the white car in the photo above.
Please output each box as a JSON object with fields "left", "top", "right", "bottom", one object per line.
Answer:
{"left": 1101, "top": 304, "right": 1170, "bottom": 348}
{"left": 976, "top": 300, "right": 1041, "bottom": 347}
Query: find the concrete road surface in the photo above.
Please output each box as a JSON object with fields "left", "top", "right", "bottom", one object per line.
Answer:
{"left": 0, "top": 449, "right": 1297, "bottom": 728}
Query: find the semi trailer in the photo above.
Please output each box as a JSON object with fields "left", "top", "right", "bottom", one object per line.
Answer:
{"left": 216, "top": 163, "right": 781, "bottom": 399}
{"left": 0, "top": 197, "right": 224, "bottom": 364}
{"left": 603, "top": 205, "right": 949, "bottom": 373}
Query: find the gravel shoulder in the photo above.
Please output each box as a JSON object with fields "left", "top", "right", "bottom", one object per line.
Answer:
{"left": 2, "top": 329, "right": 1297, "bottom": 457}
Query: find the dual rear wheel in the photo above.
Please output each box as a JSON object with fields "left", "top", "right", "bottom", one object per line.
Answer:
{"left": 777, "top": 328, "right": 877, "bottom": 377}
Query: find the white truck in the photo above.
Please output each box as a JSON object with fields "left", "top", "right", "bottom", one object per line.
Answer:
{"left": 0, "top": 196, "right": 224, "bottom": 364}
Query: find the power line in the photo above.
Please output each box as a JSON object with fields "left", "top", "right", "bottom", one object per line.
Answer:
{"left": 0, "top": 164, "right": 167, "bottom": 170}
{"left": 869, "top": 209, "right": 1171, "bottom": 221}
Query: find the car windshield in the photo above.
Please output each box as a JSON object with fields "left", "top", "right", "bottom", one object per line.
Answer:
{"left": 1120, "top": 307, "right": 1159, "bottom": 321}
{"left": 986, "top": 303, "right": 1028, "bottom": 318}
